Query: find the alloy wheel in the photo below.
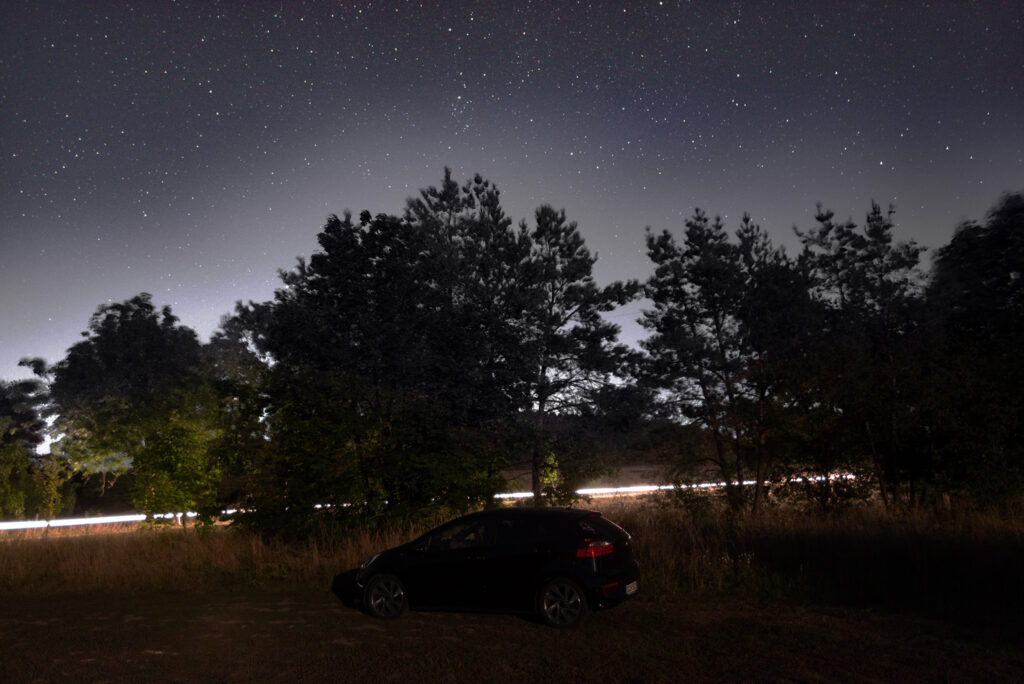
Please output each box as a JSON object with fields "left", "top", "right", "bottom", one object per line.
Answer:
{"left": 367, "top": 575, "right": 407, "bottom": 618}
{"left": 540, "top": 579, "right": 586, "bottom": 627}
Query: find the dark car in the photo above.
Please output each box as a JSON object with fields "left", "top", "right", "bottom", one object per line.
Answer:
{"left": 353, "top": 507, "right": 639, "bottom": 628}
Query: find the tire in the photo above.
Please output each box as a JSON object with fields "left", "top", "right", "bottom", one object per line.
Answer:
{"left": 537, "top": 577, "right": 589, "bottom": 628}
{"left": 364, "top": 574, "right": 408, "bottom": 619}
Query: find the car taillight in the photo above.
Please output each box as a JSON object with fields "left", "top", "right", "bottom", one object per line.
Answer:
{"left": 576, "top": 538, "right": 614, "bottom": 558}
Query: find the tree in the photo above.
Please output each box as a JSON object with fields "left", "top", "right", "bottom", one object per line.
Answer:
{"left": 234, "top": 170, "right": 638, "bottom": 528}
{"left": 204, "top": 316, "right": 275, "bottom": 513}
{"left": 235, "top": 173, "right": 531, "bottom": 529}
{"left": 923, "top": 192, "right": 1024, "bottom": 505}
{"left": 642, "top": 211, "right": 814, "bottom": 512}
{"left": 0, "top": 377, "right": 47, "bottom": 518}
{"left": 131, "top": 423, "right": 222, "bottom": 517}
{"left": 44, "top": 294, "right": 223, "bottom": 519}
{"left": 732, "top": 217, "right": 825, "bottom": 512}
{"left": 517, "top": 205, "right": 640, "bottom": 500}
{"left": 643, "top": 211, "right": 744, "bottom": 506}
{"left": 930, "top": 192, "right": 1024, "bottom": 347}
{"left": 795, "top": 203, "right": 926, "bottom": 506}
{"left": 406, "top": 177, "right": 641, "bottom": 501}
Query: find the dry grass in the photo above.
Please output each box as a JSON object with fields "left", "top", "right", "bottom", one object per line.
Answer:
{"left": 0, "top": 521, "right": 428, "bottom": 596}
{"left": 592, "top": 494, "right": 1024, "bottom": 625}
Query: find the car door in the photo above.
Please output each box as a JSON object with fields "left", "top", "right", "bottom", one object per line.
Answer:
{"left": 402, "top": 517, "right": 496, "bottom": 609}
{"left": 475, "top": 515, "right": 544, "bottom": 611}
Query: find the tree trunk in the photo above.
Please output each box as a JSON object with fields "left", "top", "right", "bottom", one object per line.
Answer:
{"left": 531, "top": 405, "right": 547, "bottom": 504}
{"left": 752, "top": 436, "right": 767, "bottom": 516}
{"left": 751, "top": 372, "right": 769, "bottom": 516}
{"left": 864, "top": 420, "right": 890, "bottom": 508}
{"left": 531, "top": 444, "right": 543, "bottom": 503}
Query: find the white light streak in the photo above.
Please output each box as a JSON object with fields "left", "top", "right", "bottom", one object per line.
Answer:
{"left": 48, "top": 513, "right": 148, "bottom": 527}
{"left": 493, "top": 491, "right": 535, "bottom": 499}
{"left": 0, "top": 475, "right": 857, "bottom": 532}
{"left": 0, "top": 519, "right": 48, "bottom": 531}
{"left": 495, "top": 474, "right": 856, "bottom": 500}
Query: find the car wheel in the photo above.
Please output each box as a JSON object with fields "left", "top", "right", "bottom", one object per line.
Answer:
{"left": 538, "top": 577, "right": 588, "bottom": 628}
{"left": 364, "top": 574, "right": 408, "bottom": 619}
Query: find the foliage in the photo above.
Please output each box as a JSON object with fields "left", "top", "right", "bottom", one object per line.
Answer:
{"left": 0, "top": 438, "right": 32, "bottom": 519}
{"left": 230, "top": 170, "right": 638, "bottom": 531}
{"left": 131, "top": 423, "right": 221, "bottom": 518}
{"left": 641, "top": 192, "right": 1023, "bottom": 512}
{"left": 642, "top": 212, "right": 816, "bottom": 512}
{"left": 28, "top": 451, "right": 76, "bottom": 519}
{"left": 235, "top": 173, "right": 529, "bottom": 530}
{"left": 9, "top": 176, "right": 1024, "bottom": 527}
{"left": 515, "top": 205, "right": 640, "bottom": 497}
{"left": 920, "top": 192, "right": 1024, "bottom": 506}
{"left": 795, "top": 203, "right": 926, "bottom": 506}
{"left": 0, "top": 378, "right": 48, "bottom": 518}
{"left": 42, "top": 294, "right": 224, "bottom": 517}
{"left": 0, "top": 378, "right": 46, "bottom": 450}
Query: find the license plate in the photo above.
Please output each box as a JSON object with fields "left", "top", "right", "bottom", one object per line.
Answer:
{"left": 625, "top": 581, "right": 638, "bottom": 595}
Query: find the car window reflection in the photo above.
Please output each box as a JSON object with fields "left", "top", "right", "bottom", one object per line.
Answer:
{"left": 426, "top": 519, "right": 494, "bottom": 551}
{"left": 495, "top": 517, "right": 541, "bottom": 552}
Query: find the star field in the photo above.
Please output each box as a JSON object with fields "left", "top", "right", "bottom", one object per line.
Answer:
{"left": 2, "top": 1, "right": 1022, "bottom": 382}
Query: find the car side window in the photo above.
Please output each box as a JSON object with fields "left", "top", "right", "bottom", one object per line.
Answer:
{"left": 426, "top": 519, "right": 495, "bottom": 552}
{"left": 536, "top": 519, "right": 575, "bottom": 550}
{"left": 495, "top": 517, "right": 541, "bottom": 553}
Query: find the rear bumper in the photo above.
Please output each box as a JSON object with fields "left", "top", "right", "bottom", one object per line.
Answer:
{"left": 589, "top": 572, "right": 640, "bottom": 608}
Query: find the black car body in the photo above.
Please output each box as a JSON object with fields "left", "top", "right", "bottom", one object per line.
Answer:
{"left": 353, "top": 508, "right": 640, "bottom": 627}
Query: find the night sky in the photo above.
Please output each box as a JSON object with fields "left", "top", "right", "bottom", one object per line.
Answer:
{"left": 2, "top": 1, "right": 1022, "bottom": 383}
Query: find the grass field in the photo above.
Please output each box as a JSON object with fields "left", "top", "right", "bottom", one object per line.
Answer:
{"left": 3, "top": 497, "right": 1023, "bottom": 681}
{"left": 3, "top": 496, "right": 1022, "bottom": 626}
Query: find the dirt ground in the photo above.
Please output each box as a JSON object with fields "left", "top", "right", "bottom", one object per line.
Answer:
{"left": 1, "top": 589, "right": 1021, "bottom": 683}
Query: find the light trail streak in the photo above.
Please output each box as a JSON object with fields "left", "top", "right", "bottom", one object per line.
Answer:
{"left": 0, "top": 475, "right": 856, "bottom": 531}
{"left": 47, "top": 513, "right": 147, "bottom": 527}
{"left": 494, "top": 474, "right": 855, "bottom": 500}
{"left": 0, "top": 519, "right": 48, "bottom": 531}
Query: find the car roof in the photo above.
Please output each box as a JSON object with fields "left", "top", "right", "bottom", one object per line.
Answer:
{"left": 458, "top": 507, "right": 598, "bottom": 522}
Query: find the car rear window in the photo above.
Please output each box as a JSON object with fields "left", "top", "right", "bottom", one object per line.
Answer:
{"left": 577, "top": 515, "right": 629, "bottom": 541}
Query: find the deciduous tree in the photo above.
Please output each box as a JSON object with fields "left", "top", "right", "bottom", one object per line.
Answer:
{"left": 44, "top": 294, "right": 223, "bottom": 518}
{"left": 0, "top": 377, "right": 47, "bottom": 518}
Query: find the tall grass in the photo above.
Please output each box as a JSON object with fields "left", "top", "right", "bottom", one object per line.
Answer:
{"left": 596, "top": 496, "right": 1024, "bottom": 624}
{"left": 0, "top": 522, "right": 428, "bottom": 596}
{"left": 3, "top": 497, "right": 1022, "bottom": 625}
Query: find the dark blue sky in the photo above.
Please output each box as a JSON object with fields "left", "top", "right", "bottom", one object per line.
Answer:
{"left": 2, "top": 1, "right": 1022, "bottom": 382}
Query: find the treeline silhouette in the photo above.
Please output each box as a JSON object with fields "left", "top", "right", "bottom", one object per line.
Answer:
{"left": 2, "top": 171, "right": 1021, "bottom": 531}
